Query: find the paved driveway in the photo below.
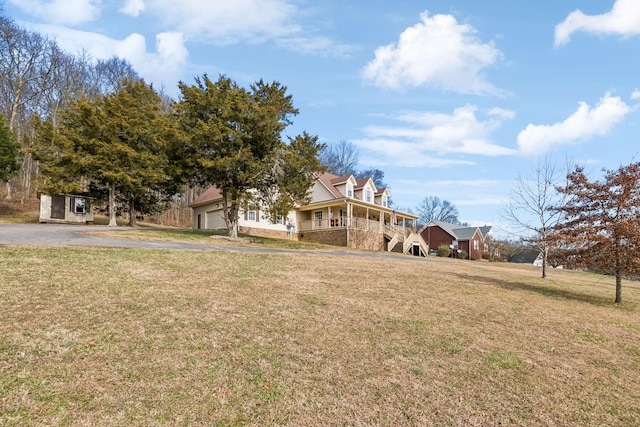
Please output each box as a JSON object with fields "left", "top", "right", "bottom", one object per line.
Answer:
{"left": 0, "top": 223, "right": 220, "bottom": 250}
{"left": 0, "top": 223, "right": 429, "bottom": 261}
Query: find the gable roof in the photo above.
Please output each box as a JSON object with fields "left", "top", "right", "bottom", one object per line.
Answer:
{"left": 190, "top": 186, "right": 223, "bottom": 207}
{"left": 478, "top": 225, "right": 492, "bottom": 238}
{"left": 453, "top": 227, "right": 479, "bottom": 240}
{"left": 354, "top": 177, "right": 377, "bottom": 192}
{"left": 317, "top": 172, "right": 350, "bottom": 199}
{"left": 425, "top": 220, "right": 492, "bottom": 241}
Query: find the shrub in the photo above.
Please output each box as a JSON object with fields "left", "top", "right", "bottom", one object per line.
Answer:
{"left": 437, "top": 244, "right": 451, "bottom": 257}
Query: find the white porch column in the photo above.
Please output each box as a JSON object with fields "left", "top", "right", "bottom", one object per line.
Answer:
{"left": 366, "top": 207, "right": 369, "bottom": 230}
{"left": 346, "top": 201, "right": 351, "bottom": 248}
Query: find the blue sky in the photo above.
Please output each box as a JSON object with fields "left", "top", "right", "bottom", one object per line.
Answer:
{"left": 5, "top": 0, "right": 640, "bottom": 237}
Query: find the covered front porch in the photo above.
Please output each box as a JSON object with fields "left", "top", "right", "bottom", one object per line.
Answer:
{"left": 296, "top": 200, "right": 425, "bottom": 254}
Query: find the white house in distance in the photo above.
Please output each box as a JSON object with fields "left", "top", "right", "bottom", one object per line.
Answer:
{"left": 190, "top": 172, "right": 427, "bottom": 254}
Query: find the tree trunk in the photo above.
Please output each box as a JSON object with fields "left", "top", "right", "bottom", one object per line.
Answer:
{"left": 615, "top": 273, "right": 622, "bottom": 304}
{"left": 128, "top": 198, "right": 137, "bottom": 227}
{"left": 223, "top": 197, "right": 238, "bottom": 239}
{"left": 614, "top": 243, "right": 622, "bottom": 303}
{"left": 108, "top": 183, "right": 117, "bottom": 226}
{"left": 541, "top": 245, "right": 547, "bottom": 279}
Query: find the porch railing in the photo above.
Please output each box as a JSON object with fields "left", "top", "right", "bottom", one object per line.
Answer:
{"left": 299, "top": 216, "right": 414, "bottom": 236}
{"left": 299, "top": 216, "right": 392, "bottom": 232}
{"left": 298, "top": 216, "right": 349, "bottom": 232}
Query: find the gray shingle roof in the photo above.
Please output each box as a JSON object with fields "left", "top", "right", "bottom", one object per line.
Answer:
{"left": 428, "top": 220, "right": 492, "bottom": 241}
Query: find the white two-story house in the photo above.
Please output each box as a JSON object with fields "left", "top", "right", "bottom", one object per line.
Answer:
{"left": 190, "top": 172, "right": 426, "bottom": 254}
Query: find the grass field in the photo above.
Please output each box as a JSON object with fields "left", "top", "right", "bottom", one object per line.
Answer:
{"left": 1, "top": 244, "right": 639, "bottom": 426}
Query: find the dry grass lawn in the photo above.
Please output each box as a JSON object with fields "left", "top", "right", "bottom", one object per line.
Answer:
{"left": 1, "top": 246, "right": 639, "bottom": 426}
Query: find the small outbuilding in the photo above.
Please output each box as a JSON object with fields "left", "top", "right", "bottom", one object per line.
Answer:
{"left": 39, "top": 194, "right": 94, "bottom": 224}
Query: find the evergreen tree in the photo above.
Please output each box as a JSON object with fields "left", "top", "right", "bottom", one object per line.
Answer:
{"left": 176, "top": 74, "right": 323, "bottom": 238}
{"left": 0, "top": 114, "right": 19, "bottom": 182}
{"left": 32, "top": 79, "right": 176, "bottom": 226}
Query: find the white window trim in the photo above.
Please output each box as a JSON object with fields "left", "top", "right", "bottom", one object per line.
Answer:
{"left": 365, "top": 187, "right": 373, "bottom": 203}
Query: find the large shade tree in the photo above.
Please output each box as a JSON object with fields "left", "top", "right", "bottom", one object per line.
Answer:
{"left": 32, "top": 78, "right": 177, "bottom": 226}
{"left": 551, "top": 162, "right": 640, "bottom": 303}
{"left": 176, "top": 74, "right": 323, "bottom": 238}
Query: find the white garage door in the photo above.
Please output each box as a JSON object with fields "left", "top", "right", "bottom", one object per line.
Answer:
{"left": 206, "top": 210, "right": 226, "bottom": 230}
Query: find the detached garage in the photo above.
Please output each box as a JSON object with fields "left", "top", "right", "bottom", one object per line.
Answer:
{"left": 39, "top": 194, "right": 94, "bottom": 224}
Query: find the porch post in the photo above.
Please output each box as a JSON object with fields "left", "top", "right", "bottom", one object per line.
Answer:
{"left": 366, "top": 207, "right": 369, "bottom": 230}
{"left": 346, "top": 202, "right": 351, "bottom": 247}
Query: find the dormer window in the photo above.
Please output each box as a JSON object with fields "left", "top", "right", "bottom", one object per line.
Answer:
{"left": 365, "top": 187, "right": 373, "bottom": 203}
{"left": 382, "top": 195, "right": 388, "bottom": 207}
{"left": 346, "top": 182, "right": 353, "bottom": 198}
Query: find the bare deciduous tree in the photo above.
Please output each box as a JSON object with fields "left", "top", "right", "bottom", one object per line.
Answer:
{"left": 0, "top": 17, "right": 63, "bottom": 131}
{"left": 416, "top": 196, "right": 459, "bottom": 227}
{"left": 502, "top": 156, "right": 568, "bottom": 278}
{"left": 319, "top": 140, "right": 360, "bottom": 176}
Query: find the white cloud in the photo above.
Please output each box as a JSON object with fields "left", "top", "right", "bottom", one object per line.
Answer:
{"left": 144, "top": 0, "right": 300, "bottom": 44}
{"left": 353, "top": 105, "right": 516, "bottom": 168}
{"left": 517, "top": 93, "right": 631, "bottom": 155}
{"left": 362, "top": 11, "right": 504, "bottom": 95}
{"left": 631, "top": 89, "right": 640, "bottom": 100}
{"left": 28, "top": 23, "right": 187, "bottom": 95}
{"left": 9, "top": 0, "right": 101, "bottom": 25}
{"left": 119, "top": 0, "right": 145, "bottom": 17}
{"left": 554, "top": 0, "right": 640, "bottom": 47}
{"left": 114, "top": 32, "right": 187, "bottom": 90}
{"left": 356, "top": 139, "right": 475, "bottom": 168}
{"left": 110, "top": 31, "right": 187, "bottom": 93}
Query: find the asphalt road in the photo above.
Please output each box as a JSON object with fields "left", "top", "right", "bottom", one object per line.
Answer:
{"left": 0, "top": 223, "right": 429, "bottom": 261}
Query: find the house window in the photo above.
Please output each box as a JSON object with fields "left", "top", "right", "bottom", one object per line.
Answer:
{"left": 276, "top": 214, "right": 284, "bottom": 225}
{"left": 346, "top": 182, "right": 353, "bottom": 198}
{"left": 247, "top": 207, "right": 257, "bottom": 221}
{"left": 473, "top": 240, "right": 479, "bottom": 250}
{"left": 365, "top": 187, "right": 372, "bottom": 203}
{"left": 314, "top": 210, "right": 323, "bottom": 228}
{"left": 382, "top": 195, "right": 388, "bottom": 207}
{"left": 70, "top": 197, "right": 86, "bottom": 214}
